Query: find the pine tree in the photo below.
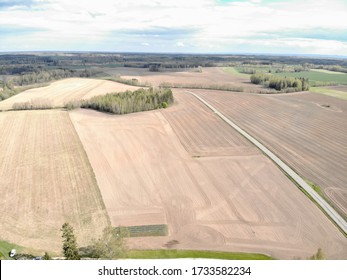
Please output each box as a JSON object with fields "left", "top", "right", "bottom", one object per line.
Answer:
{"left": 61, "top": 222, "right": 80, "bottom": 260}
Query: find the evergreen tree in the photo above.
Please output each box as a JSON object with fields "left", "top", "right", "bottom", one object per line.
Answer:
{"left": 61, "top": 222, "right": 80, "bottom": 260}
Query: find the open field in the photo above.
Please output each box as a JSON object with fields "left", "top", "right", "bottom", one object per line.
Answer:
{"left": 327, "top": 85, "right": 347, "bottom": 92}
{"left": 102, "top": 67, "right": 261, "bottom": 91}
{"left": 70, "top": 90, "right": 347, "bottom": 259}
{"left": 274, "top": 70, "right": 347, "bottom": 85}
{"left": 0, "top": 78, "right": 139, "bottom": 110}
{"left": 311, "top": 69, "right": 347, "bottom": 75}
{"left": 128, "top": 249, "right": 273, "bottom": 260}
{"left": 0, "top": 110, "right": 109, "bottom": 253}
{"left": 309, "top": 87, "right": 347, "bottom": 100}
{"left": 193, "top": 89, "right": 347, "bottom": 219}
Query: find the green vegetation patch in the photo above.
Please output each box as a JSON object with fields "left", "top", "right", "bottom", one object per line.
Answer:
{"left": 82, "top": 87, "right": 174, "bottom": 114}
{"left": 127, "top": 249, "right": 273, "bottom": 260}
{"left": 0, "top": 240, "right": 23, "bottom": 260}
{"left": 309, "top": 87, "right": 347, "bottom": 100}
{"left": 126, "top": 224, "right": 168, "bottom": 237}
{"left": 274, "top": 71, "right": 347, "bottom": 86}
{"left": 305, "top": 180, "right": 325, "bottom": 198}
{"left": 222, "top": 67, "right": 251, "bottom": 77}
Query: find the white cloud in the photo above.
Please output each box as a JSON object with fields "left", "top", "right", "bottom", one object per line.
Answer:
{"left": 0, "top": 0, "right": 346, "bottom": 55}
{"left": 175, "top": 42, "right": 185, "bottom": 47}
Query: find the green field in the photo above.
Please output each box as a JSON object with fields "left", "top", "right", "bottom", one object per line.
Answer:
{"left": 309, "top": 87, "right": 347, "bottom": 100}
{"left": 127, "top": 224, "right": 168, "bottom": 237}
{"left": 128, "top": 250, "right": 273, "bottom": 260}
{"left": 223, "top": 67, "right": 251, "bottom": 78}
{"left": 0, "top": 240, "right": 23, "bottom": 260}
{"left": 274, "top": 70, "right": 347, "bottom": 85}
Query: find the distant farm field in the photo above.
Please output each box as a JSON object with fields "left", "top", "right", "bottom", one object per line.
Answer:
{"left": 194, "top": 89, "right": 347, "bottom": 219}
{"left": 102, "top": 67, "right": 260, "bottom": 91}
{"left": 0, "top": 78, "right": 139, "bottom": 110}
{"left": 0, "top": 110, "right": 109, "bottom": 253}
{"left": 309, "top": 87, "right": 347, "bottom": 100}
{"left": 70, "top": 90, "right": 346, "bottom": 259}
{"left": 274, "top": 70, "right": 347, "bottom": 85}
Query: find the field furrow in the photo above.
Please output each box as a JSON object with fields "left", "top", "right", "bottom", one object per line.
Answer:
{"left": 193, "top": 89, "right": 347, "bottom": 217}
{"left": 0, "top": 110, "right": 109, "bottom": 253}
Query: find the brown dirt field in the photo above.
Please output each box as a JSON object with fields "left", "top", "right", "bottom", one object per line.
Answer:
{"left": 326, "top": 85, "right": 347, "bottom": 92}
{"left": 102, "top": 67, "right": 260, "bottom": 91}
{"left": 0, "top": 110, "right": 109, "bottom": 253}
{"left": 0, "top": 78, "right": 139, "bottom": 110}
{"left": 70, "top": 91, "right": 347, "bottom": 259}
{"left": 192, "top": 89, "right": 347, "bottom": 219}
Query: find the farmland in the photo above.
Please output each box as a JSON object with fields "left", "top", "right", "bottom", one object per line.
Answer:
{"left": 0, "top": 110, "right": 109, "bottom": 253}
{"left": 193, "top": 89, "right": 347, "bottom": 219}
{"left": 103, "top": 67, "right": 261, "bottom": 92}
{"left": 310, "top": 86, "right": 347, "bottom": 100}
{"left": 1, "top": 53, "right": 347, "bottom": 260}
{"left": 70, "top": 89, "right": 346, "bottom": 259}
{"left": 274, "top": 70, "right": 347, "bottom": 85}
{"left": 0, "top": 78, "right": 139, "bottom": 110}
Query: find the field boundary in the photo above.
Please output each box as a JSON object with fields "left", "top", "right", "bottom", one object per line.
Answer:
{"left": 186, "top": 90, "right": 347, "bottom": 235}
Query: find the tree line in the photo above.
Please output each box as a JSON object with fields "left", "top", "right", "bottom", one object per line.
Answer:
{"left": 80, "top": 88, "right": 174, "bottom": 114}
{"left": 250, "top": 73, "right": 310, "bottom": 91}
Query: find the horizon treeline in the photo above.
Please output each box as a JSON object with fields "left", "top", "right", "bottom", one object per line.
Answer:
{"left": 80, "top": 87, "right": 174, "bottom": 114}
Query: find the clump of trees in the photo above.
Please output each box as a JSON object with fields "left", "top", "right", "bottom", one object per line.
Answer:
{"left": 60, "top": 223, "right": 129, "bottom": 260}
{"left": 91, "top": 226, "right": 129, "bottom": 259}
{"left": 81, "top": 87, "right": 174, "bottom": 114}
{"left": 250, "top": 73, "right": 309, "bottom": 91}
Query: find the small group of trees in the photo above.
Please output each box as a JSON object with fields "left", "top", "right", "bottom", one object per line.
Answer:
{"left": 250, "top": 73, "right": 309, "bottom": 91}
{"left": 81, "top": 87, "right": 174, "bottom": 114}
{"left": 61, "top": 223, "right": 128, "bottom": 260}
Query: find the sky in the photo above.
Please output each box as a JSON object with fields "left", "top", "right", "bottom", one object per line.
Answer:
{"left": 1, "top": 0, "right": 347, "bottom": 55}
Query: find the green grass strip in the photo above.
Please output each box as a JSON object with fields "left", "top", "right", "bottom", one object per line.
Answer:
{"left": 309, "top": 87, "right": 347, "bottom": 100}
{"left": 0, "top": 240, "right": 23, "bottom": 260}
{"left": 127, "top": 249, "right": 273, "bottom": 260}
{"left": 222, "top": 67, "right": 250, "bottom": 77}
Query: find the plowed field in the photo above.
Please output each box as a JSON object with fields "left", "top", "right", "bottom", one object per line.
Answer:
{"left": 70, "top": 90, "right": 347, "bottom": 259}
{"left": 0, "top": 110, "right": 109, "bottom": 253}
{"left": 193, "top": 89, "right": 347, "bottom": 218}
{"left": 0, "top": 78, "right": 139, "bottom": 110}
{"left": 102, "top": 67, "right": 260, "bottom": 91}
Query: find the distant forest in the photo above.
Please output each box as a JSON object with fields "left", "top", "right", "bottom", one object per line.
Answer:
{"left": 1, "top": 52, "right": 347, "bottom": 101}
{"left": 1, "top": 53, "right": 347, "bottom": 74}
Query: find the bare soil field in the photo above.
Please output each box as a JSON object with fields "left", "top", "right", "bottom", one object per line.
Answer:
{"left": 0, "top": 110, "right": 109, "bottom": 253}
{"left": 326, "top": 85, "right": 347, "bottom": 92}
{"left": 102, "top": 67, "right": 260, "bottom": 91}
{"left": 193, "top": 89, "right": 347, "bottom": 219}
{"left": 70, "top": 90, "right": 347, "bottom": 259}
{"left": 0, "top": 78, "right": 139, "bottom": 110}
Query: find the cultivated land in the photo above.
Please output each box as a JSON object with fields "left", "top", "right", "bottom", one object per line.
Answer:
{"left": 193, "top": 89, "right": 347, "bottom": 219}
{"left": 70, "top": 90, "right": 347, "bottom": 259}
{"left": 102, "top": 67, "right": 260, "bottom": 91}
{"left": 0, "top": 78, "right": 139, "bottom": 110}
{"left": 274, "top": 70, "right": 347, "bottom": 85}
{"left": 0, "top": 110, "right": 109, "bottom": 253}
